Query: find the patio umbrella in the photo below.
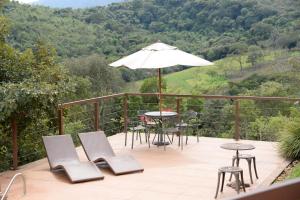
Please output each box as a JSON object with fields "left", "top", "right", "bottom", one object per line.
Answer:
{"left": 109, "top": 42, "right": 213, "bottom": 112}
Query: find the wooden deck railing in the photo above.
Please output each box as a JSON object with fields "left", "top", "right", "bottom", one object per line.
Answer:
{"left": 10, "top": 92, "right": 300, "bottom": 170}
{"left": 57, "top": 92, "right": 300, "bottom": 139}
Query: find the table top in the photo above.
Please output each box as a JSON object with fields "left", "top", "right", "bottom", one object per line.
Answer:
{"left": 144, "top": 111, "right": 178, "bottom": 118}
{"left": 220, "top": 143, "right": 255, "bottom": 151}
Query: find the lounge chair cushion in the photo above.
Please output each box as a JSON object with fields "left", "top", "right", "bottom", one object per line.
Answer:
{"left": 79, "top": 131, "right": 144, "bottom": 175}
{"left": 63, "top": 162, "right": 104, "bottom": 183}
{"left": 42, "top": 135, "right": 104, "bottom": 183}
{"left": 100, "top": 155, "right": 144, "bottom": 175}
{"left": 79, "top": 131, "right": 115, "bottom": 161}
{"left": 42, "top": 135, "right": 80, "bottom": 169}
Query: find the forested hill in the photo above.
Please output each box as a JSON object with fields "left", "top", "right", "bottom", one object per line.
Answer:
{"left": 30, "top": 0, "right": 125, "bottom": 8}
{"left": 3, "top": 0, "right": 300, "bottom": 63}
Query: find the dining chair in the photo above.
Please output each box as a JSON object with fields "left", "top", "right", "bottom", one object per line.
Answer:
{"left": 215, "top": 166, "right": 246, "bottom": 198}
{"left": 159, "top": 115, "right": 178, "bottom": 150}
{"left": 229, "top": 154, "right": 259, "bottom": 184}
{"left": 172, "top": 110, "right": 200, "bottom": 148}
{"left": 126, "top": 110, "right": 150, "bottom": 149}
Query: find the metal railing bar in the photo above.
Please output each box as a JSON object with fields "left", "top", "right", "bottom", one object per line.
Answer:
{"left": 0, "top": 173, "right": 26, "bottom": 200}
{"left": 59, "top": 93, "right": 125, "bottom": 108}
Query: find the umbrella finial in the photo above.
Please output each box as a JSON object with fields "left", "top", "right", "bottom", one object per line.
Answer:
{"left": 156, "top": 39, "right": 161, "bottom": 43}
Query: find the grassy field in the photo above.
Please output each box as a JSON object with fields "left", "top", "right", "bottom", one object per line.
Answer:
{"left": 123, "top": 50, "right": 300, "bottom": 94}
{"left": 165, "top": 66, "right": 227, "bottom": 94}
{"left": 288, "top": 162, "right": 300, "bottom": 179}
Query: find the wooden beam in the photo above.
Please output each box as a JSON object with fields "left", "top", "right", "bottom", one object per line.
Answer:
{"left": 11, "top": 118, "right": 18, "bottom": 170}
{"left": 176, "top": 98, "right": 181, "bottom": 120}
{"left": 94, "top": 102, "right": 99, "bottom": 131}
{"left": 123, "top": 94, "right": 128, "bottom": 134}
{"left": 58, "top": 93, "right": 300, "bottom": 110}
{"left": 235, "top": 100, "right": 241, "bottom": 141}
{"left": 127, "top": 93, "right": 300, "bottom": 102}
{"left": 229, "top": 178, "right": 300, "bottom": 200}
{"left": 58, "top": 108, "right": 64, "bottom": 135}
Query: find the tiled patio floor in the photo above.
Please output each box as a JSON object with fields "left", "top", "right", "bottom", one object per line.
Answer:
{"left": 0, "top": 134, "right": 288, "bottom": 200}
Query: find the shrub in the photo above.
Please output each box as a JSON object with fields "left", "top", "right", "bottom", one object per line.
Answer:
{"left": 245, "top": 116, "right": 288, "bottom": 141}
{"left": 280, "top": 112, "right": 300, "bottom": 159}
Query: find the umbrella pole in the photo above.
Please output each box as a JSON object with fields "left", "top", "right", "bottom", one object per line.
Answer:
{"left": 158, "top": 68, "right": 163, "bottom": 145}
{"left": 158, "top": 68, "right": 162, "bottom": 114}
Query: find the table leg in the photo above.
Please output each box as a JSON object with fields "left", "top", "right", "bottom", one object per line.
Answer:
{"left": 153, "top": 118, "right": 170, "bottom": 146}
{"left": 227, "top": 150, "right": 250, "bottom": 189}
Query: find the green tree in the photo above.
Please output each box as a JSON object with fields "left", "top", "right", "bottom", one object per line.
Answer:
{"left": 246, "top": 116, "right": 288, "bottom": 141}
{"left": 140, "top": 76, "right": 166, "bottom": 94}
{"left": 140, "top": 76, "right": 166, "bottom": 105}
{"left": 231, "top": 42, "right": 247, "bottom": 71}
{"left": 247, "top": 45, "right": 263, "bottom": 67}
{"left": 276, "top": 33, "right": 299, "bottom": 49}
{"left": 250, "top": 22, "right": 274, "bottom": 41}
{"left": 0, "top": 9, "right": 73, "bottom": 170}
{"left": 65, "top": 54, "right": 124, "bottom": 96}
{"left": 289, "top": 57, "right": 300, "bottom": 72}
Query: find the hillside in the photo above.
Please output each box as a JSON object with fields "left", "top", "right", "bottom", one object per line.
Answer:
{"left": 16, "top": 0, "right": 125, "bottom": 8}
{"left": 1, "top": 0, "right": 300, "bottom": 86}
{"left": 126, "top": 50, "right": 300, "bottom": 97}
{"left": 3, "top": 0, "right": 300, "bottom": 59}
{"left": 36, "top": 0, "right": 125, "bottom": 8}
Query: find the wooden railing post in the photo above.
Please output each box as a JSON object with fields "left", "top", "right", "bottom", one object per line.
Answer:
{"left": 58, "top": 108, "right": 64, "bottom": 135}
{"left": 94, "top": 101, "right": 99, "bottom": 131}
{"left": 235, "top": 100, "right": 241, "bottom": 141}
{"left": 123, "top": 94, "right": 128, "bottom": 134}
{"left": 176, "top": 98, "right": 181, "bottom": 120}
{"left": 11, "top": 117, "right": 18, "bottom": 170}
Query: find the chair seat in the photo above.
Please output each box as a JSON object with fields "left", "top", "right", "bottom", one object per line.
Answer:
{"left": 163, "top": 127, "right": 179, "bottom": 133}
{"left": 215, "top": 166, "right": 246, "bottom": 198}
{"left": 146, "top": 121, "right": 156, "bottom": 126}
{"left": 105, "top": 155, "right": 144, "bottom": 175}
{"left": 129, "top": 125, "right": 145, "bottom": 131}
{"left": 63, "top": 162, "right": 104, "bottom": 183}
{"left": 79, "top": 131, "right": 144, "bottom": 174}
{"left": 176, "top": 123, "right": 189, "bottom": 127}
{"left": 233, "top": 154, "right": 255, "bottom": 159}
{"left": 176, "top": 123, "right": 199, "bottom": 128}
{"left": 219, "top": 166, "right": 243, "bottom": 173}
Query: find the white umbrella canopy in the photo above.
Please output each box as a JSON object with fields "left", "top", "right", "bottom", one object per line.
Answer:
{"left": 110, "top": 42, "right": 213, "bottom": 69}
{"left": 110, "top": 42, "right": 213, "bottom": 112}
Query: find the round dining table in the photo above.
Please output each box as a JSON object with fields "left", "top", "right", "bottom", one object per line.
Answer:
{"left": 220, "top": 143, "right": 255, "bottom": 159}
{"left": 144, "top": 111, "right": 178, "bottom": 146}
{"left": 144, "top": 111, "right": 178, "bottom": 118}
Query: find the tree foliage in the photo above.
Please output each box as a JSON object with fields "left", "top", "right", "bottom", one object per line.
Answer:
{"left": 247, "top": 45, "right": 263, "bottom": 67}
{"left": 0, "top": 10, "right": 73, "bottom": 170}
{"left": 64, "top": 54, "right": 124, "bottom": 96}
{"left": 139, "top": 76, "right": 166, "bottom": 104}
{"left": 2, "top": 0, "right": 300, "bottom": 81}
